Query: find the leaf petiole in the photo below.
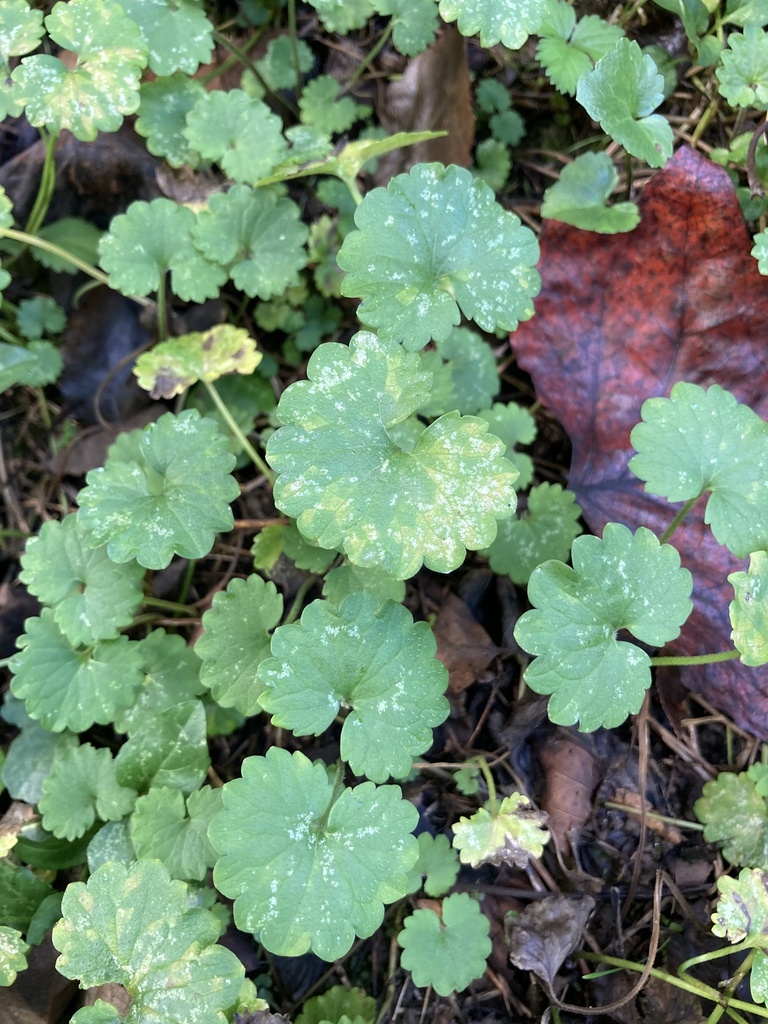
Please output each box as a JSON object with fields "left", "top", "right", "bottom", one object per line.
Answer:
{"left": 202, "top": 379, "right": 274, "bottom": 485}
{"left": 650, "top": 650, "right": 741, "bottom": 666}
{"left": 658, "top": 494, "right": 700, "bottom": 544}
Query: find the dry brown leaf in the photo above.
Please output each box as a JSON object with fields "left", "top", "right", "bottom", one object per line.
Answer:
{"left": 507, "top": 894, "right": 596, "bottom": 988}
{"left": 537, "top": 731, "right": 598, "bottom": 856}
{"left": 433, "top": 591, "right": 500, "bottom": 693}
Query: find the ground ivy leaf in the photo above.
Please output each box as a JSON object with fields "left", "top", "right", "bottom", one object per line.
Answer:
{"left": 99, "top": 198, "right": 226, "bottom": 303}
{"left": 695, "top": 767, "right": 768, "bottom": 868}
{"left": 0, "top": 0, "right": 44, "bottom": 119}
{"left": 323, "top": 563, "right": 406, "bottom": 607}
{"left": 299, "top": 75, "right": 371, "bottom": 136}
{"left": 282, "top": 522, "right": 338, "bottom": 572}
{"left": 115, "top": 699, "right": 209, "bottom": 794}
{"left": 39, "top": 744, "right": 136, "bottom": 842}
{"left": 259, "top": 593, "right": 449, "bottom": 783}
{"left": 184, "top": 89, "right": 286, "bottom": 184}
{"left": 12, "top": 0, "right": 147, "bottom": 141}
{"left": 196, "top": 575, "right": 283, "bottom": 717}
{"left": 629, "top": 382, "right": 768, "bottom": 558}
{"left": 53, "top": 859, "right": 244, "bottom": 1024}
{"left": 484, "top": 483, "right": 583, "bottom": 585}
{"left": 87, "top": 820, "right": 136, "bottom": 873}
{"left": 373, "top": 0, "right": 439, "bottom": 56}
{"left": 19, "top": 514, "right": 144, "bottom": 647}
{"left": 134, "top": 326, "right": 261, "bottom": 399}
{"left": 541, "top": 152, "right": 640, "bottom": 233}
{"left": 717, "top": 25, "right": 768, "bottom": 107}
{"left": 576, "top": 38, "right": 673, "bottom": 167}
{"left": 730, "top": 550, "right": 768, "bottom": 666}
{"left": 536, "top": 0, "right": 624, "bottom": 96}
{"left": 17, "top": 296, "right": 66, "bottom": 340}
{"left": 406, "top": 833, "right": 460, "bottom": 897}
{"left": 113, "top": 629, "right": 203, "bottom": 737}
{"left": 337, "top": 164, "right": 540, "bottom": 349}
{"left": 257, "top": 36, "right": 314, "bottom": 90}
{"left": 712, "top": 868, "right": 768, "bottom": 945}
{"left": 267, "top": 333, "right": 518, "bottom": 579}
{"left": 130, "top": 786, "right": 222, "bottom": 882}
{"left": 418, "top": 327, "right": 499, "bottom": 418}
{"left": 77, "top": 410, "right": 238, "bottom": 570}
{"left": 135, "top": 74, "right": 205, "bottom": 168}
{"left": 2, "top": 718, "right": 78, "bottom": 805}
{"left": 514, "top": 523, "right": 693, "bottom": 731}
{"left": 397, "top": 893, "right": 492, "bottom": 996}
{"left": 477, "top": 401, "right": 537, "bottom": 489}
{"left": 9, "top": 611, "right": 143, "bottom": 732}
{"left": 192, "top": 185, "right": 308, "bottom": 300}
{"left": 0, "top": 926, "right": 28, "bottom": 987}
{"left": 296, "top": 985, "right": 376, "bottom": 1024}
{"left": 117, "top": 0, "right": 213, "bottom": 76}
{"left": 452, "top": 793, "right": 550, "bottom": 868}
{"left": 438, "top": 0, "right": 545, "bottom": 49}
{"left": 210, "top": 747, "right": 418, "bottom": 960}
{"left": 305, "top": 0, "right": 375, "bottom": 33}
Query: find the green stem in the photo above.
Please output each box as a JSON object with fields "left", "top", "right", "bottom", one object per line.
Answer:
{"left": 200, "top": 29, "right": 264, "bottom": 86}
{"left": 346, "top": 20, "right": 394, "bottom": 91}
{"left": 176, "top": 558, "right": 197, "bottom": 606}
{"left": 283, "top": 574, "right": 319, "bottom": 625}
{"left": 156, "top": 273, "right": 168, "bottom": 342}
{"left": 342, "top": 174, "right": 365, "bottom": 206}
{"left": 650, "top": 649, "right": 741, "bottom": 667}
{"left": 287, "top": 0, "right": 303, "bottom": 100}
{"left": 202, "top": 379, "right": 274, "bottom": 484}
{"left": 211, "top": 27, "right": 299, "bottom": 117}
{"left": 707, "top": 948, "right": 757, "bottom": 1024}
{"left": 314, "top": 759, "right": 346, "bottom": 833}
{"left": 472, "top": 756, "right": 498, "bottom": 815}
{"left": 679, "top": 939, "right": 756, "bottom": 977}
{"left": 659, "top": 495, "right": 700, "bottom": 544}
{"left": 140, "top": 596, "right": 198, "bottom": 617}
{"left": 24, "top": 129, "right": 58, "bottom": 236}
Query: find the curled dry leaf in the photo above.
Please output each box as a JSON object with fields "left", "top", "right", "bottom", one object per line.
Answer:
{"left": 507, "top": 894, "right": 596, "bottom": 989}
{"left": 536, "top": 731, "right": 598, "bottom": 856}
{"left": 433, "top": 591, "right": 500, "bottom": 693}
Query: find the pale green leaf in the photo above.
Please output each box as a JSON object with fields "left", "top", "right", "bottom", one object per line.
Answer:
{"left": 16, "top": 296, "right": 66, "bottom": 340}
{"left": 472, "top": 138, "right": 511, "bottom": 193}
{"left": 418, "top": 327, "right": 499, "bottom": 418}
{"left": 209, "top": 747, "right": 418, "bottom": 960}
{"left": 337, "top": 163, "right": 540, "bottom": 349}
{"left": 541, "top": 152, "right": 640, "bottom": 232}
{"left": 130, "top": 786, "right": 222, "bottom": 881}
{"left": 77, "top": 410, "right": 239, "bottom": 570}
{"left": 135, "top": 74, "right": 206, "bottom": 168}
{"left": 476, "top": 401, "right": 536, "bottom": 489}
{"left": 0, "top": 340, "right": 61, "bottom": 389}
{"left": 576, "top": 38, "right": 673, "bottom": 167}
{"left": 453, "top": 793, "right": 550, "bottom": 868}
{"left": 406, "top": 833, "right": 460, "bottom": 897}
{"left": 87, "top": 820, "right": 136, "bottom": 873}
{"left": 730, "top": 550, "right": 768, "bottom": 666}
{"left": 712, "top": 868, "right": 768, "bottom": 945}
{"left": 2, "top": 719, "right": 79, "bottom": 805}
{"left": 629, "top": 382, "right": 768, "bottom": 558}
{"left": 0, "top": 861, "right": 53, "bottom": 933}
{"left": 514, "top": 524, "right": 693, "bottom": 731}
{"left": 438, "top": 0, "right": 546, "bottom": 48}
{"left": 299, "top": 75, "right": 371, "bottom": 135}
{"left": 695, "top": 766, "right": 768, "bottom": 868}
{"left": 117, "top": 0, "right": 213, "bottom": 76}
{"left": 296, "top": 986, "right": 376, "bottom": 1024}
{"left": 283, "top": 522, "right": 338, "bottom": 572}
{"left": 323, "top": 563, "right": 406, "bottom": 607}
{"left": 267, "top": 333, "right": 518, "bottom": 579}
{"left": 39, "top": 744, "right": 136, "bottom": 841}
{"left": 134, "top": 326, "right": 261, "bottom": 399}
{"left": 256, "top": 36, "right": 314, "bottom": 90}
{"left": 537, "top": 0, "right": 624, "bottom": 95}
{"left": 259, "top": 593, "right": 449, "bottom": 782}
{"left": 398, "top": 893, "right": 491, "bottom": 996}
{"left": 0, "top": 926, "right": 28, "bottom": 987}
{"left": 305, "top": 0, "right": 375, "bottom": 33}
{"left": 53, "top": 859, "right": 244, "bottom": 1024}
{"left": 196, "top": 574, "right": 283, "bottom": 716}
{"left": 717, "top": 25, "right": 768, "bottom": 107}
{"left": 34, "top": 217, "right": 102, "bottom": 273}
{"left": 115, "top": 700, "right": 209, "bottom": 794}
{"left": 373, "top": 0, "right": 439, "bottom": 56}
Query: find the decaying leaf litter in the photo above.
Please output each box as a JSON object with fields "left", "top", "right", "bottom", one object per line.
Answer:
{"left": 1, "top": 6, "right": 767, "bottom": 1023}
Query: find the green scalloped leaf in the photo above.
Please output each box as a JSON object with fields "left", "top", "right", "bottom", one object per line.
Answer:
{"left": 323, "top": 563, "right": 406, "bottom": 607}
{"left": 305, "top": 0, "right": 375, "bottom": 33}
{"left": 99, "top": 198, "right": 227, "bottom": 303}
{"left": 694, "top": 766, "right": 768, "bottom": 869}
{"left": 0, "top": 860, "right": 53, "bottom": 933}
{"left": 184, "top": 89, "right": 286, "bottom": 184}
{"left": 398, "top": 893, "right": 492, "bottom": 996}
{"left": 484, "top": 483, "right": 583, "bottom": 585}
{"left": 299, "top": 75, "right": 371, "bottom": 135}
{"left": 283, "top": 521, "right": 338, "bottom": 572}
{"left": 536, "top": 0, "right": 624, "bottom": 96}
{"left": 541, "top": 152, "right": 640, "bottom": 233}
{"left": 2, "top": 718, "right": 79, "bottom": 805}
{"left": 576, "top": 38, "right": 673, "bottom": 167}
{"left": 117, "top": 0, "right": 213, "bottom": 76}
{"left": 717, "top": 25, "right": 768, "bottom": 107}
{"left": 337, "top": 164, "right": 540, "bottom": 349}
{"left": 192, "top": 185, "right": 308, "bottom": 300}
{"left": 0, "top": 340, "right": 62, "bottom": 388}
{"left": 19, "top": 513, "right": 144, "bottom": 646}
{"left": 629, "top": 382, "right": 768, "bottom": 558}
{"left": 135, "top": 74, "right": 206, "bottom": 168}
{"left": 474, "top": 401, "right": 536, "bottom": 488}
{"left": 0, "top": 926, "right": 28, "bottom": 986}
{"left": 77, "top": 410, "right": 238, "bottom": 570}
{"left": 87, "top": 820, "right": 136, "bottom": 873}
{"left": 259, "top": 593, "right": 449, "bottom": 782}
{"left": 267, "top": 333, "right": 518, "bottom": 579}
{"left": 438, "top": 0, "right": 546, "bottom": 48}
{"left": 418, "top": 327, "right": 499, "bottom": 418}
{"left": 452, "top": 793, "right": 550, "bottom": 868}
{"left": 0, "top": 0, "right": 44, "bottom": 96}
{"left": 374, "top": 0, "right": 439, "bottom": 56}
{"left": 115, "top": 699, "right": 209, "bottom": 795}
{"left": 730, "top": 550, "right": 768, "bottom": 666}
{"left": 712, "top": 867, "right": 768, "bottom": 945}
{"left": 16, "top": 296, "right": 66, "bottom": 340}
{"left": 256, "top": 36, "right": 314, "bottom": 90}
{"left": 514, "top": 524, "right": 693, "bottom": 731}
{"left": 12, "top": 0, "right": 147, "bottom": 140}
{"left": 9, "top": 610, "right": 144, "bottom": 732}
{"left": 52, "top": 859, "right": 244, "bottom": 1024}
{"left": 209, "top": 747, "right": 418, "bottom": 960}
{"left": 39, "top": 743, "right": 136, "bottom": 842}
{"left": 296, "top": 985, "right": 376, "bottom": 1024}
{"left": 134, "top": 326, "right": 261, "bottom": 400}
{"left": 130, "top": 786, "right": 222, "bottom": 882}
{"left": 406, "top": 832, "right": 460, "bottom": 897}
{"left": 196, "top": 574, "right": 283, "bottom": 717}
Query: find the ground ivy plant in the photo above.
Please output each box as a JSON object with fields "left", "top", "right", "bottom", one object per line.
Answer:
{"left": 1, "top": 0, "right": 768, "bottom": 1018}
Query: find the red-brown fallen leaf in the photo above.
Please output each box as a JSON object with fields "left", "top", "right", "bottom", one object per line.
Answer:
{"left": 510, "top": 146, "right": 768, "bottom": 739}
{"left": 433, "top": 591, "right": 500, "bottom": 693}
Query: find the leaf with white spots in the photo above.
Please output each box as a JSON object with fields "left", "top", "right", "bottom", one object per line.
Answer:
{"left": 52, "top": 859, "right": 244, "bottom": 1024}
{"left": 629, "top": 382, "right": 768, "bottom": 558}
{"left": 133, "top": 325, "right": 261, "bottom": 399}
{"left": 452, "top": 793, "right": 550, "bottom": 868}
{"left": 337, "top": 164, "right": 540, "bottom": 349}
{"left": 477, "top": 401, "right": 537, "bottom": 489}
{"left": 116, "top": 0, "right": 213, "bottom": 76}
{"left": 417, "top": 327, "right": 499, "bottom": 417}
{"left": 259, "top": 593, "right": 449, "bottom": 782}
{"left": 514, "top": 523, "right": 693, "bottom": 731}
{"left": 267, "top": 333, "right": 519, "bottom": 580}
{"left": 0, "top": 926, "right": 27, "bottom": 986}
{"left": 209, "top": 747, "right": 419, "bottom": 960}
{"left": 0, "top": 0, "right": 44, "bottom": 119}
{"left": 77, "top": 410, "right": 239, "bottom": 570}
{"left": 712, "top": 868, "right": 768, "bottom": 946}
{"left": 438, "top": 0, "right": 546, "bottom": 48}
{"left": 730, "top": 550, "right": 768, "bottom": 666}
{"left": 11, "top": 0, "right": 147, "bottom": 141}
